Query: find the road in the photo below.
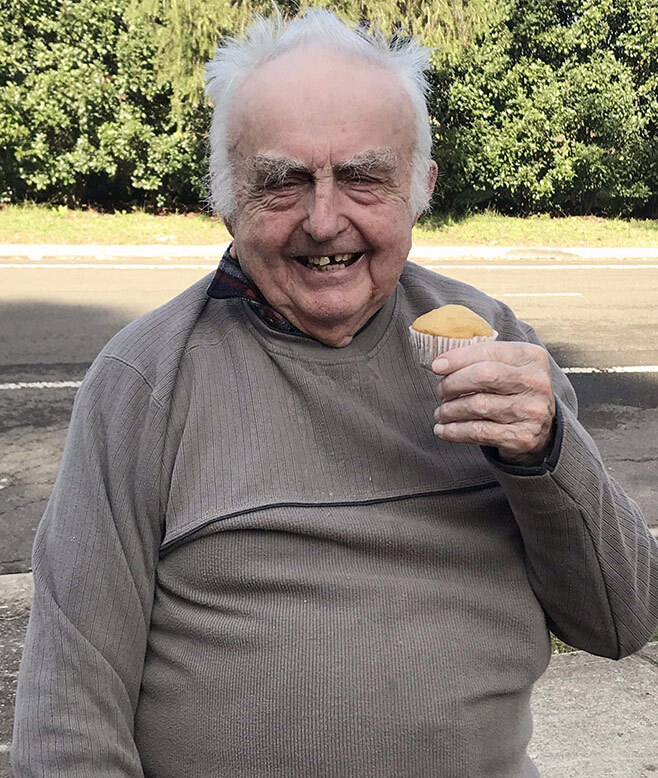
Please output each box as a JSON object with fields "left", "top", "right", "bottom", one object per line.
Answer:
{"left": 1, "top": 250, "right": 657, "bottom": 776}
{"left": 1, "top": 253, "right": 657, "bottom": 575}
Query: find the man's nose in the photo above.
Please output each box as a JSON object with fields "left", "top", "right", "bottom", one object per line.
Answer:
{"left": 302, "top": 183, "right": 347, "bottom": 243}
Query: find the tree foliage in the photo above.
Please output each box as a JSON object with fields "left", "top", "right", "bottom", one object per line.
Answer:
{"left": 125, "top": 0, "right": 498, "bottom": 123}
{"left": 431, "top": 0, "right": 658, "bottom": 215}
{"left": 0, "top": 0, "right": 207, "bottom": 208}
{"left": 1, "top": 0, "right": 657, "bottom": 214}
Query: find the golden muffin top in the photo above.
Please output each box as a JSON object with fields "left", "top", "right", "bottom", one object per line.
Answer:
{"left": 411, "top": 305, "right": 493, "bottom": 338}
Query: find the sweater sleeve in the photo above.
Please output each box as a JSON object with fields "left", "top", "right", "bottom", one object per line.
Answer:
{"left": 12, "top": 356, "right": 165, "bottom": 776}
{"left": 485, "top": 325, "right": 658, "bottom": 658}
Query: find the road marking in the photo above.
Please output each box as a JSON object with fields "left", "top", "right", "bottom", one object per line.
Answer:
{"left": 0, "top": 380, "right": 82, "bottom": 390}
{"left": 1, "top": 263, "right": 658, "bottom": 270}
{"left": 0, "top": 263, "right": 217, "bottom": 270}
{"left": 0, "top": 254, "right": 658, "bottom": 270}
{"left": 563, "top": 366, "right": 658, "bottom": 374}
{"left": 424, "top": 264, "right": 658, "bottom": 270}
{"left": 4, "top": 244, "right": 658, "bottom": 260}
{"left": 2, "top": 367, "right": 658, "bottom": 391}
{"left": 497, "top": 293, "right": 582, "bottom": 297}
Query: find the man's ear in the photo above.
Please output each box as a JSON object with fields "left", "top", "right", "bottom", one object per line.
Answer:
{"left": 427, "top": 160, "right": 438, "bottom": 197}
{"left": 223, "top": 220, "right": 238, "bottom": 258}
{"left": 412, "top": 161, "right": 438, "bottom": 226}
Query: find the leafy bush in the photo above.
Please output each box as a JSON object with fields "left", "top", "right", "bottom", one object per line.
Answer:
{"left": 430, "top": 0, "right": 658, "bottom": 215}
{"left": 1, "top": 0, "right": 656, "bottom": 215}
{"left": 0, "top": 0, "right": 501, "bottom": 210}
{"left": 0, "top": 0, "right": 208, "bottom": 208}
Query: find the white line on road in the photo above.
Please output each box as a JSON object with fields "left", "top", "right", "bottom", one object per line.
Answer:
{"left": 0, "top": 263, "right": 217, "bottom": 270}
{"left": 2, "top": 263, "right": 658, "bottom": 271}
{"left": 2, "top": 367, "right": 658, "bottom": 391}
{"left": 4, "top": 244, "right": 658, "bottom": 260}
{"left": 0, "top": 380, "right": 82, "bottom": 390}
{"left": 498, "top": 292, "right": 582, "bottom": 297}
{"left": 424, "top": 264, "right": 658, "bottom": 270}
{"left": 563, "top": 366, "right": 658, "bottom": 374}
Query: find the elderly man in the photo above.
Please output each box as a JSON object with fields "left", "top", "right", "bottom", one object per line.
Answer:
{"left": 13, "top": 9, "right": 658, "bottom": 777}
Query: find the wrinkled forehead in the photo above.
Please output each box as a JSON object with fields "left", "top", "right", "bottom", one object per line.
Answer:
{"left": 228, "top": 46, "right": 417, "bottom": 168}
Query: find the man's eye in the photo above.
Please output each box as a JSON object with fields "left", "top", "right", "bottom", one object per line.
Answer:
{"left": 342, "top": 175, "right": 378, "bottom": 186}
{"left": 265, "top": 178, "right": 303, "bottom": 191}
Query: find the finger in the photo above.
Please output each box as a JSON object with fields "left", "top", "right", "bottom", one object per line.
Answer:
{"left": 433, "top": 418, "right": 548, "bottom": 456}
{"left": 436, "top": 362, "right": 550, "bottom": 403}
{"left": 432, "top": 341, "right": 549, "bottom": 376}
{"left": 433, "top": 393, "right": 550, "bottom": 426}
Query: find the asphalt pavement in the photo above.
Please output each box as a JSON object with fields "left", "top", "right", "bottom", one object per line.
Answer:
{"left": 1, "top": 244, "right": 657, "bottom": 775}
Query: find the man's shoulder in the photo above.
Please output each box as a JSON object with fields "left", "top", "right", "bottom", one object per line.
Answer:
{"left": 399, "top": 260, "right": 529, "bottom": 341}
{"left": 92, "top": 272, "right": 216, "bottom": 397}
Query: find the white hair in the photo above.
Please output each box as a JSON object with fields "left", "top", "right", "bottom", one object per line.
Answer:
{"left": 204, "top": 8, "right": 434, "bottom": 221}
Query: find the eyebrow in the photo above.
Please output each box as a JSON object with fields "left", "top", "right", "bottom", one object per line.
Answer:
{"left": 334, "top": 148, "right": 398, "bottom": 179}
{"left": 248, "top": 149, "right": 398, "bottom": 188}
{"left": 248, "top": 155, "right": 310, "bottom": 188}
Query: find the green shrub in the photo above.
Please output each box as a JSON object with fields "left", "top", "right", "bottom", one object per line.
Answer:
{"left": 430, "top": 0, "right": 658, "bottom": 216}
{"left": 0, "top": 0, "right": 501, "bottom": 210}
{"left": 0, "top": 0, "right": 208, "bottom": 208}
{"left": 1, "top": 0, "right": 657, "bottom": 215}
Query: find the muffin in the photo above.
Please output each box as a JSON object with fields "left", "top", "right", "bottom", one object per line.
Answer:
{"left": 409, "top": 304, "right": 497, "bottom": 369}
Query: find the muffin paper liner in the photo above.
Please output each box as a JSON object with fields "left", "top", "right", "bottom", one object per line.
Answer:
{"left": 409, "top": 327, "right": 498, "bottom": 370}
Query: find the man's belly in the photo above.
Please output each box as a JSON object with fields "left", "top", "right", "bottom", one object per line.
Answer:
{"left": 134, "top": 497, "right": 548, "bottom": 777}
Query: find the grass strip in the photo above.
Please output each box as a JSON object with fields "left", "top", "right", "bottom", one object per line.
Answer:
{"left": 551, "top": 630, "right": 658, "bottom": 655}
{"left": 2, "top": 204, "right": 658, "bottom": 247}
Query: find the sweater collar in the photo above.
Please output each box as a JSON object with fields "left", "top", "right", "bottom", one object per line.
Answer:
{"left": 206, "top": 243, "right": 390, "bottom": 345}
{"left": 206, "top": 245, "right": 304, "bottom": 336}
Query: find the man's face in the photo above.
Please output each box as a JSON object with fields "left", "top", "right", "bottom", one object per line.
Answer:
{"left": 225, "top": 48, "right": 436, "bottom": 347}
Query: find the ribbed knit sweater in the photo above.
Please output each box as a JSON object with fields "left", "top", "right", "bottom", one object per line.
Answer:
{"left": 12, "top": 261, "right": 658, "bottom": 777}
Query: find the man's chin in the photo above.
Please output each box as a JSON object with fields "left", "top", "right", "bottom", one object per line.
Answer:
{"left": 292, "top": 311, "right": 368, "bottom": 347}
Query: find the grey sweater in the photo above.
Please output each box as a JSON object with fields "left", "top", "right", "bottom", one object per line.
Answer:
{"left": 12, "top": 262, "right": 658, "bottom": 777}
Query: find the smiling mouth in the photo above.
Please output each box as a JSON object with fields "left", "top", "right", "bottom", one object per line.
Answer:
{"left": 293, "top": 252, "right": 363, "bottom": 271}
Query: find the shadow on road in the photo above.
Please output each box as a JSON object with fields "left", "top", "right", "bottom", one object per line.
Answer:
{"left": 0, "top": 300, "right": 141, "bottom": 377}
{"left": 1, "top": 301, "right": 145, "bottom": 575}
{"left": 544, "top": 340, "right": 658, "bottom": 535}
{"left": 545, "top": 339, "right": 658, "bottom": 418}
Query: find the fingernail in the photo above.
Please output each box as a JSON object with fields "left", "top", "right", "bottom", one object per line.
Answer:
{"left": 432, "top": 357, "right": 449, "bottom": 374}
{"left": 433, "top": 407, "right": 441, "bottom": 422}
{"left": 433, "top": 423, "right": 444, "bottom": 436}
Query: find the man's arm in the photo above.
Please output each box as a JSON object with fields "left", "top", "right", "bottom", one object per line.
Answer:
{"left": 12, "top": 356, "right": 165, "bottom": 776}
{"left": 432, "top": 331, "right": 658, "bottom": 658}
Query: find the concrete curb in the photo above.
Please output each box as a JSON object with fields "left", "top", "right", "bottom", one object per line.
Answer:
{"left": 2, "top": 244, "right": 658, "bottom": 261}
{"left": 0, "top": 244, "right": 229, "bottom": 260}
{"left": 0, "top": 573, "right": 33, "bottom": 615}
